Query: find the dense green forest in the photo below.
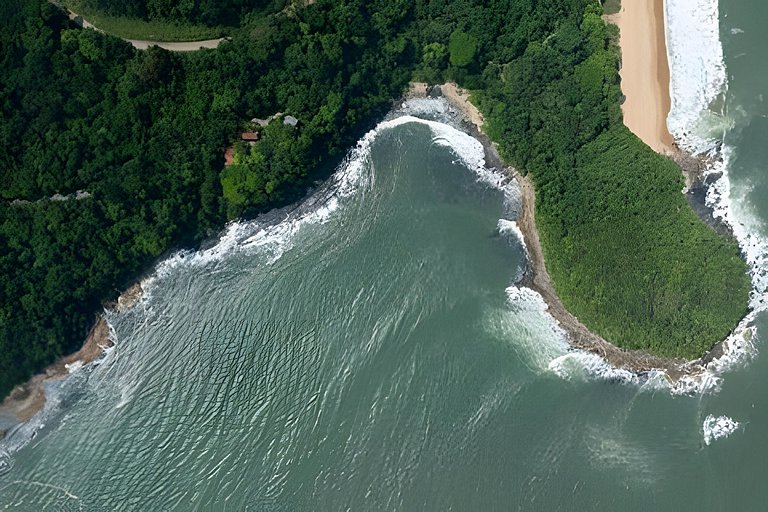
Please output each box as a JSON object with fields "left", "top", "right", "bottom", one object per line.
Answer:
{"left": 0, "top": 0, "right": 412, "bottom": 396}
{"left": 0, "top": 0, "right": 749, "bottom": 397}
{"left": 69, "top": 0, "right": 284, "bottom": 27}
{"left": 59, "top": 0, "right": 289, "bottom": 41}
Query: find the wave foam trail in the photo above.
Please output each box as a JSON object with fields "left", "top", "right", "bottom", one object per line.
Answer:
{"left": 550, "top": 353, "right": 644, "bottom": 386}
{"left": 142, "top": 106, "right": 513, "bottom": 298}
{"left": 502, "top": 287, "right": 675, "bottom": 389}
{"left": 702, "top": 415, "right": 740, "bottom": 445}
{"left": 497, "top": 220, "right": 525, "bottom": 247}
{"left": 661, "top": 0, "right": 767, "bottom": 391}
{"left": 396, "top": 98, "right": 521, "bottom": 209}
{"left": 665, "top": 0, "right": 727, "bottom": 153}
{"left": 500, "top": 286, "right": 570, "bottom": 373}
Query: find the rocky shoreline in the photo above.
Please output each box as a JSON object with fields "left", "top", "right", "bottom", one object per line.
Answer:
{"left": 409, "top": 81, "right": 743, "bottom": 384}
{"left": 0, "top": 283, "right": 143, "bottom": 439}
{"left": 672, "top": 147, "right": 737, "bottom": 242}
{"left": 0, "top": 84, "right": 745, "bottom": 438}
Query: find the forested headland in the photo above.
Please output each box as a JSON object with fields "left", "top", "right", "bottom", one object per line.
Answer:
{"left": 0, "top": 0, "right": 749, "bottom": 397}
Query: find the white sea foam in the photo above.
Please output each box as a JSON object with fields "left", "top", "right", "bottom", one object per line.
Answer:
{"left": 497, "top": 220, "right": 525, "bottom": 246}
{"left": 142, "top": 109, "right": 500, "bottom": 288}
{"left": 500, "top": 285, "right": 669, "bottom": 391}
{"left": 665, "top": 0, "right": 728, "bottom": 153}
{"left": 538, "top": 0, "right": 766, "bottom": 394}
{"left": 549, "top": 352, "right": 645, "bottom": 385}
{"left": 664, "top": 0, "right": 768, "bottom": 392}
{"left": 499, "top": 286, "right": 570, "bottom": 373}
{"left": 65, "top": 361, "right": 84, "bottom": 373}
{"left": 504, "top": 274, "right": 688, "bottom": 390}
{"left": 3, "top": 102, "right": 527, "bottom": 459}
{"left": 138, "top": 105, "right": 526, "bottom": 302}
{"left": 505, "top": 285, "right": 549, "bottom": 312}
{"left": 407, "top": 92, "right": 754, "bottom": 394}
{"left": 584, "top": 427, "right": 658, "bottom": 485}
{"left": 705, "top": 146, "right": 768, "bottom": 313}
{"left": 702, "top": 415, "right": 740, "bottom": 445}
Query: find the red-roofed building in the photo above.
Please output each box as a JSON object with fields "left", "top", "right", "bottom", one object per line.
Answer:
{"left": 241, "top": 131, "right": 259, "bottom": 142}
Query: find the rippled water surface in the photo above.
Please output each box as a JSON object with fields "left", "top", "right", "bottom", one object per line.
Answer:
{"left": 3, "top": 3, "right": 768, "bottom": 506}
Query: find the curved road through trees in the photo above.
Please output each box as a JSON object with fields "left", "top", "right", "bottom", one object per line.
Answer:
{"left": 63, "top": 7, "right": 227, "bottom": 51}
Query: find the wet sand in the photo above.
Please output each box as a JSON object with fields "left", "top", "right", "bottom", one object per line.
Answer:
{"left": 609, "top": 0, "right": 675, "bottom": 154}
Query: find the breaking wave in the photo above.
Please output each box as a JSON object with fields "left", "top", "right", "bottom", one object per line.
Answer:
{"left": 665, "top": 0, "right": 728, "bottom": 153}
{"left": 542, "top": 0, "right": 767, "bottom": 394}
{"left": 702, "top": 415, "right": 740, "bottom": 445}
{"left": 0, "top": 98, "right": 540, "bottom": 460}
{"left": 143, "top": 101, "right": 514, "bottom": 288}
{"left": 665, "top": 0, "right": 767, "bottom": 391}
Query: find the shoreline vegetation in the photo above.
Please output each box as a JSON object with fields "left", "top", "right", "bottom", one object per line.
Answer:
{"left": 0, "top": 0, "right": 752, "bottom": 433}
{"left": 0, "top": 284, "right": 142, "bottom": 439}
{"left": 409, "top": 82, "right": 729, "bottom": 380}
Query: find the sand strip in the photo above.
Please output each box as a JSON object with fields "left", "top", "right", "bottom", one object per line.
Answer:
{"left": 408, "top": 82, "right": 701, "bottom": 380}
{"left": 126, "top": 39, "right": 226, "bottom": 51}
{"left": 610, "top": 0, "right": 675, "bottom": 154}
{"left": 0, "top": 283, "right": 143, "bottom": 438}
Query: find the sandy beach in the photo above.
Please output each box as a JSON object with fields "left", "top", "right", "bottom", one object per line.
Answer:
{"left": 609, "top": 0, "right": 675, "bottom": 154}
{"left": 408, "top": 82, "right": 709, "bottom": 379}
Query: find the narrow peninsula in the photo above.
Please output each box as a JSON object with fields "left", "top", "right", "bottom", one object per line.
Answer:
{"left": 0, "top": 0, "right": 751, "bottom": 431}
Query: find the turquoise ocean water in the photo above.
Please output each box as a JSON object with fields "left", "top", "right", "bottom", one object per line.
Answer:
{"left": 1, "top": 2, "right": 767, "bottom": 509}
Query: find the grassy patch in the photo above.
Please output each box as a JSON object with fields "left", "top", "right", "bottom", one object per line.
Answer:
{"left": 61, "top": 2, "right": 227, "bottom": 41}
{"left": 602, "top": 0, "right": 621, "bottom": 15}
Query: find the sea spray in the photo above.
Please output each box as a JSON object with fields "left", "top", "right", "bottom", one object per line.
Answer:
{"left": 665, "top": 0, "right": 728, "bottom": 153}
{"left": 702, "top": 415, "right": 740, "bottom": 444}
{"left": 665, "top": 0, "right": 767, "bottom": 388}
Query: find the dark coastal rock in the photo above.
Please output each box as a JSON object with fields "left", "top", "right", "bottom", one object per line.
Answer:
{"left": 704, "top": 171, "right": 723, "bottom": 185}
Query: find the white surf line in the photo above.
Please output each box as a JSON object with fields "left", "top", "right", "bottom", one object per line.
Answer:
{"left": 665, "top": 0, "right": 727, "bottom": 153}
{"left": 0, "top": 479, "right": 79, "bottom": 500}
{"left": 661, "top": 0, "right": 766, "bottom": 392}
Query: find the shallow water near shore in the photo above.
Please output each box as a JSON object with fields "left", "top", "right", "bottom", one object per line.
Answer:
{"left": 3, "top": 2, "right": 768, "bottom": 507}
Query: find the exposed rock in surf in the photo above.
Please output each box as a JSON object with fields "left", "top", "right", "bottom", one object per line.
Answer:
{"left": 116, "top": 282, "right": 144, "bottom": 313}
{"left": 403, "top": 82, "right": 748, "bottom": 389}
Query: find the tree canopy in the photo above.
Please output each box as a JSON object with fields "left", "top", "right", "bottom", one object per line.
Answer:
{"left": 0, "top": 0, "right": 750, "bottom": 397}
